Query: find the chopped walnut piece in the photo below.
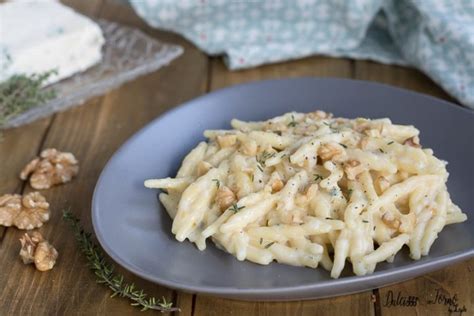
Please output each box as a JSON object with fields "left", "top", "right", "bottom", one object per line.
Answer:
{"left": 318, "top": 143, "right": 344, "bottom": 161}
{"left": 271, "top": 179, "right": 284, "bottom": 193}
{"left": 306, "top": 110, "right": 333, "bottom": 120}
{"left": 19, "top": 231, "right": 43, "bottom": 264}
{"left": 35, "top": 241, "right": 59, "bottom": 271}
{"left": 382, "top": 211, "right": 416, "bottom": 234}
{"left": 217, "top": 135, "right": 237, "bottom": 148}
{"left": 358, "top": 136, "right": 370, "bottom": 150}
{"left": 305, "top": 183, "right": 319, "bottom": 200}
{"left": 382, "top": 211, "right": 401, "bottom": 230}
{"left": 344, "top": 160, "right": 365, "bottom": 180}
{"left": 196, "top": 161, "right": 213, "bottom": 177}
{"left": 0, "top": 192, "right": 50, "bottom": 230}
{"left": 19, "top": 232, "right": 58, "bottom": 271}
{"left": 215, "top": 186, "right": 236, "bottom": 211}
{"left": 20, "top": 148, "right": 79, "bottom": 190}
{"left": 403, "top": 136, "right": 421, "bottom": 148}
{"left": 240, "top": 139, "right": 258, "bottom": 156}
{"left": 364, "top": 128, "right": 381, "bottom": 138}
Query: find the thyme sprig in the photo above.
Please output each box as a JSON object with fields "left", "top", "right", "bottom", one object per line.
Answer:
{"left": 62, "top": 210, "right": 179, "bottom": 313}
{"left": 212, "top": 179, "right": 220, "bottom": 188}
{"left": 230, "top": 203, "right": 245, "bottom": 213}
{"left": 0, "top": 71, "right": 57, "bottom": 127}
{"left": 313, "top": 174, "right": 323, "bottom": 182}
{"left": 256, "top": 150, "right": 275, "bottom": 171}
{"left": 287, "top": 114, "right": 298, "bottom": 127}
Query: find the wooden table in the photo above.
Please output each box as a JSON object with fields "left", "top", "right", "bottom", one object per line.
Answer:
{"left": 1, "top": 1, "right": 472, "bottom": 315}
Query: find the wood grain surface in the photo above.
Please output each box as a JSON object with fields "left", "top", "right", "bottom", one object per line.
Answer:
{"left": 0, "top": 1, "right": 471, "bottom": 315}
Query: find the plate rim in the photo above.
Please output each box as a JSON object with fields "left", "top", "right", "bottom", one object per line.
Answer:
{"left": 91, "top": 77, "right": 474, "bottom": 299}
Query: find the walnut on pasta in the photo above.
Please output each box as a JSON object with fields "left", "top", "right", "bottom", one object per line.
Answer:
{"left": 145, "top": 111, "right": 467, "bottom": 278}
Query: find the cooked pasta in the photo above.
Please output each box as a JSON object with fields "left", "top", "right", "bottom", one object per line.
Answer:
{"left": 145, "top": 111, "right": 467, "bottom": 278}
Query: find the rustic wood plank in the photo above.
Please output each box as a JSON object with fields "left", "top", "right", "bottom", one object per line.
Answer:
{"left": 354, "top": 61, "right": 456, "bottom": 103}
{"left": 210, "top": 56, "right": 353, "bottom": 90}
{"left": 190, "top": 57, "right": 374, "bottom": 316}
{"left": 377, "top": 259, "right": 473, "bottom": 316}
{"left": 0, "top": 2, "right": 209, "bottom": 314}
{"left": 194, "top": 294, "right": 374, "bottom": 316}
{"left": 60, "top": 0, "right": 104, "bottom": 17}
{"left": 175, "top": 292, "right": 194, "bottom": 316}
{"left": 354, "top": 60, "right": 472, "bottom": 316}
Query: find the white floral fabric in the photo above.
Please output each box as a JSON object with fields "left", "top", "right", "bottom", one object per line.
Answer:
{"left": 130, "top": 0, "right": 474, "bottom": 108}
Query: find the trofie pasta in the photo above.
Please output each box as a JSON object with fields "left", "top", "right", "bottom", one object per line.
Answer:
{"left": 144, "top": 111, "right": 467, "bottom": 278}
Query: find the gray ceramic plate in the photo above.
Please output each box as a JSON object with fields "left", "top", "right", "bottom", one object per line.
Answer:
{"left": 92, "top": 78, "right": 474, "bottom": 300}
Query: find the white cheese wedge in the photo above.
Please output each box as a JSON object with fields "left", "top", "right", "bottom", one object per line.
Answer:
{"left": 0, "top": 0, "right": 105, "bottom": 84}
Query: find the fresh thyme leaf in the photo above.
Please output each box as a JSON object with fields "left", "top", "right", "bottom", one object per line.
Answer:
{"left": 62, "top": 210, "right": 179, "bottom": 313}
{"left": 378, "top": 148, "right": 385, "bottom": 154}
{"left": 287, "top": 114, "right": 298, "bottom": 127}
{"left": 212, "top": 179, "right": 220, "bottom": 188}
{"left": 323, "top": 121, "right": 338, "bottom": 132}
{"left": 230, "top": 203, "right": 245, "bottom": 213}
{"left": 362, "top": 220, "right": 369, "bottom": 223}
{"left": 387, "top": 141, "right": 394, "bottom": 145}
{"left": 339, "top": 143, "right": 347, "bottom": 149}
{"left": 325, "top": 217, "right": 334, "bottom": 220}
{"left": 0, "top": 70, "right": 57, "bottom": 127}
{"left": 313, "top": 174, "right": 323, "bottom": 182}
{"left": 264, "top": 241, "right": 276, "bottom": 249}
{"left": 259, "top": 238, "right": 263, "bottom": 245}
{"left": 256, "top": 150, "right": 275, "bottom": 171}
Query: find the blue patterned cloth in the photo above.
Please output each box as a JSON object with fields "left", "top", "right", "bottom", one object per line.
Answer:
{"left": 130, "top": 0, "right": 474, "bottom": 108}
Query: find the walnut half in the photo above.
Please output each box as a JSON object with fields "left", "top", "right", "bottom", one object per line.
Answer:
{"left": 20, "top": 148, "right": 79, "bottom": 190}
{"left": 318, "top": 142, "right": 345, "bottom": 161}
{"left": 403, "top": 136, "right": 421, "bottom": 148}
{"left": 215, "top": 186, "right": 236, "bottom": 211}
{"left": 19, "top": 232, "right": 58, "bottom": 271}
{"left": 0, "top": 192, "right": 50, "bottom": 230}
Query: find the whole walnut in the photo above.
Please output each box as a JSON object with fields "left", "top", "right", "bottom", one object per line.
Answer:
{"left": 0, "top": 192, "right": 50, "bottom": 230}
{"left": 20, "top": 148, "right": 79, "bottom": 189}
{"left": 19, "top": 232, "right": 58, "bottom": 271}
